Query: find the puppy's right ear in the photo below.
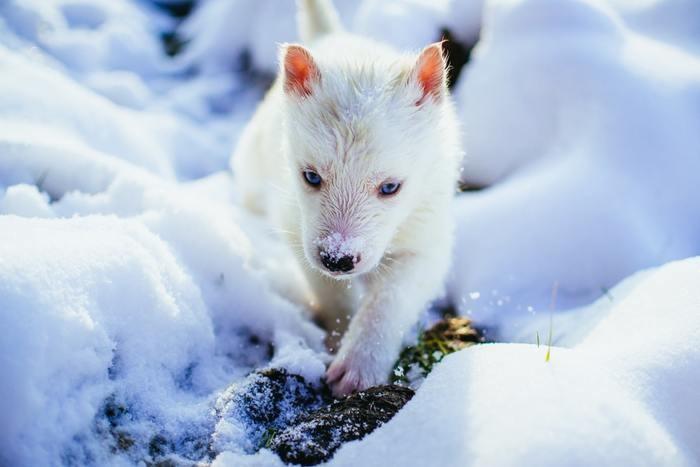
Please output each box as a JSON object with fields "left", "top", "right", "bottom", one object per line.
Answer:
{"left": 281, "top": 44, "right": 320, "bottom": 97}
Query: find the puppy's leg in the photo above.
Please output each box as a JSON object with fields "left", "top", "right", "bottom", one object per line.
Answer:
{"left": 326, "top": 246, "right": 450, "bottom": 396}
{"left": 301, "top": 265, "right": 357, "bottom": 352}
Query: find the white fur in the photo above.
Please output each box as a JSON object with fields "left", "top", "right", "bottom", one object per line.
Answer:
{"left": 232, "top": 1, "right": 461, "bottom": 396}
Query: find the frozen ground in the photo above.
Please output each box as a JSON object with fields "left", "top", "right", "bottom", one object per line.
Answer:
{"left": 1, "top": 0, "right": 699, "bottom": 466}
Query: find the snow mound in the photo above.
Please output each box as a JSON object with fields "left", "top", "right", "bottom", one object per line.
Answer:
{"left": 607, "top": 0, "right": 700, "bottom": 55}
{"left": 0, "top": 122, "right": 325, "bottom": 467}
{"left": 0, "top": 40, "right": 229, "bottom": 181}
{"left": 0, "top": 10, "right": 327, "bottom": 459}
{"left": 0, "top": 0, "right": 167, "bottom": 75}
{"left": 0, "top": 215, "right": 215, "bottom": 465}
{"left": 329, "top": 256, "right": 700, "bottom": 466}
{"left": 449, "top": 0, "right": 700, "bottom": 335}
{"left": 0, "top": 184, "right": 326, "bottom": 465}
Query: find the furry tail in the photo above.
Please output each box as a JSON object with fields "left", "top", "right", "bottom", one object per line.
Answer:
{"left": 297, "top": 0, "right": 342, "bottom": 43}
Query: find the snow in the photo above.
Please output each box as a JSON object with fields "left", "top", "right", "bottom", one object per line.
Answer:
{"left": 178, "top": 0, "right": 476, "bottom": 75}
{"left": 329, "top": 257, "right": 700, "bottom": 466}
{"left": 0, "top": 215, "right": 213, "bottom": 464}
{"left": 1, "top": 0, "right": 169, "bottom": 75}
{"left": 0, "top": 209, "right": 324, "bottom": 465}
{"left": 607, "top": 0, "right": 700, "bottom": 56}
{"left": 448, "top": 0, "right": 700, "bottom": 337}
{"left": 1, "top": 0, "right": 700, "bottom": 465}
{"left": 0, "top": 8, "right": 325, "bottom": 457}
{"left": 0, "top": 30, "right": 223, "bottom": 180}
{"left": 315, "top": 233, "right": 364, "bottom": 262}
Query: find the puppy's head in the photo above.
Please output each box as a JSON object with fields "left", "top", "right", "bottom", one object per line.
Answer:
{"left": 280, "top": 42, "right": 449, "bottom": 278}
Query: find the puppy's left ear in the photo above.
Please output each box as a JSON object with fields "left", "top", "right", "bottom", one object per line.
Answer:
{"left": 412, "top": 42, "right": 447, "bottom": 106}
{"left": 281, "top": 44, "right": 320, "bottom": 98}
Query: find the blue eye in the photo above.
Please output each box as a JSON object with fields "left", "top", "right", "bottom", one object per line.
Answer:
{"left": 379, "top": 181, "right": 401, "bottom": 196}
{"left": 303, "top": 170, "right": 322, "bottom": 186}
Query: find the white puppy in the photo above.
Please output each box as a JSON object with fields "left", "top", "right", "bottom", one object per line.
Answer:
{"left": 232, "top": 0, "right": 461, "bottom": 396}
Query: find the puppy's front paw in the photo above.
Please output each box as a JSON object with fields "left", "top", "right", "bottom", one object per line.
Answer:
{"left": 326, "top": 347, "right": 388, "bottom": 398}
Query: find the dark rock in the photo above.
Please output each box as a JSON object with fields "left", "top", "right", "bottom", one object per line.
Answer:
{"left": 269, "top": 385, "right": 415, "bottom": 466}
{"left": 235, "top": 369, "right": 325, "bottom": 427}
{"left": 214, "top": 368, "right": 327, "bottom": 452}
{"left": 99, "top": 396, "right": 136, "bottom": 454}
{"left": 149, "top": 434, "right": 173, "bottom": 458}
{"left": 103, "top": 396, "right": 129, "bottom": 428}
{"left": 115, "top": 431, "right": 135, "bottom": 452}
{"left": 145, "top": 461, "right": 178, "bottom": 467}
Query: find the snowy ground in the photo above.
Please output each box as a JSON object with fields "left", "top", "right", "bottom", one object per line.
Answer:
{"left": 1, "top": 0, "right": 699, "bottom": 465}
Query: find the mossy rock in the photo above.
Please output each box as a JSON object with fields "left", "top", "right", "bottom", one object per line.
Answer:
{"left": 392, "top": 316, "right": 483, "bottom": 384}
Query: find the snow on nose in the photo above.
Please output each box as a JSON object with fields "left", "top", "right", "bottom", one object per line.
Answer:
{"left": 315, "top": 233, "right": 362, "bottom": 274}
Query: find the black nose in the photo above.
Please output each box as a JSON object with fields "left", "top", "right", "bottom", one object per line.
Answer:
{"left": 320, "top": 252, "right": 357, "bottom": 273}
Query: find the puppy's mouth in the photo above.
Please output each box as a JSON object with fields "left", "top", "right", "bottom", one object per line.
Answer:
{"left": 322, "top": 269, "right": 358, "bottom": 279}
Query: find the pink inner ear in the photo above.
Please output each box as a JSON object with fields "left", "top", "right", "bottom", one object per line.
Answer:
{"left": 415, "top": 43, "right": 446, "bottom": 105}
{"left": 283, "top": 45, "right": 319, "bottom": 97}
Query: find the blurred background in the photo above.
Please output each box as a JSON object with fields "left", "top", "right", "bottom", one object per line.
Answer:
{"left": 1, "top": 0, "right": 700, "bottom": 327}
{"left": 2, "top": 0, "right": 700, "bottom": 325}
